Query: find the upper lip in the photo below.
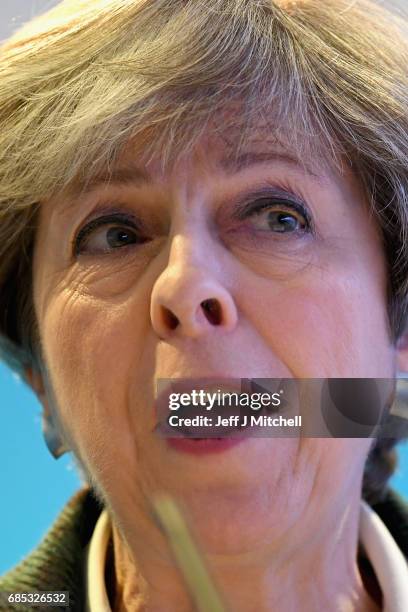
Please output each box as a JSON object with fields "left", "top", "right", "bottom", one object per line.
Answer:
{"left": 155, "top": 377, "right": 245, "bottom": 398}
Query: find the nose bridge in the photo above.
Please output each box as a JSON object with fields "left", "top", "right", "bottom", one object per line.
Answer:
{"left": 167, "top": 229, "right": 202, "bottom": 274}
{"left": 168, "top": 204, "right": 227, "bottom": 277}
{"left": 156, "top": 233, "right": 207, "bottom": 306}
{"left": 150, "top": 229, "right": 238, "bottom": 339}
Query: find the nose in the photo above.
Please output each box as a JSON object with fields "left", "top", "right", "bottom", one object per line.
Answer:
{"left": 150, "top": 243, "right": 238, "bottom": 340}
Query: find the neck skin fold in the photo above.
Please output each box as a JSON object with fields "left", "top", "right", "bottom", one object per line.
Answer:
{"left": 106, "top": 492, "right": 380, "bottom": 612}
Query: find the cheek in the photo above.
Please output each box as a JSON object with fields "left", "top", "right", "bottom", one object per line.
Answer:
{"left": 238, "top": 258, "right": 394, "bottom": 377}
{"left": 294, "top": 438, "right": 372, "bottom": 518}
{"left": 38, "top": 287, "right": 155, "bottom": 479}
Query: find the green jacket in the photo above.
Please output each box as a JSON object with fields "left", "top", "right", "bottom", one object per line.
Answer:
{"left": 0, "top": 487, "right": 407, "bottom": 612}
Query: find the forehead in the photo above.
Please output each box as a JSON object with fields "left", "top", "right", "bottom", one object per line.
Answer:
{"left": 66, "top": 116, "right": 337, "bottom": 201}
{"left": 131, "top": 107, "right": 336, "bottom": 173}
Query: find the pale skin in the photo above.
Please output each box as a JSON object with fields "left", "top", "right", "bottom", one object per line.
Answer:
{"left": 27, "top": 132, "right": 408, "bottom": 611}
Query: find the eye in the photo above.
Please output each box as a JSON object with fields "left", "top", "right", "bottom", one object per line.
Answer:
{"left": 252, "top": 206, "right": 307, "bottom": 233}
{"left": 73, "top": 212, "right": 148, "bottom": 256}
{"left": 239, "top": 195, "right": 312, "bottom": 236}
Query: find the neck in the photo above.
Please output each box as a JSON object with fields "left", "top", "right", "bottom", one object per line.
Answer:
{"left": 107, "top": 501, "right": 380, "bottom": 612}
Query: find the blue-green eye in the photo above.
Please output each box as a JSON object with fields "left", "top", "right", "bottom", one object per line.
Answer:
{"left": 263, "top": 210, "right": 306, "bottom": 233}
{"left": 73, "top": 212, "right": 148, "bottom": 256}
{"left": 249, "top": 204, "right": 309, "bottom": 234}
{"left": 236, "top": 191, "right": 313, "bottom": 236}
{"left": 104, "top": 226, "right": 139, "bottom": 248}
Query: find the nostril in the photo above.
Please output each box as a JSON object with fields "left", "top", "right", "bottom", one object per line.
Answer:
{"left": 201, "top": 298, "right": 222, "bottom": 325}
{"left": 161, "top": 306, "right": 179, "bottom": 330}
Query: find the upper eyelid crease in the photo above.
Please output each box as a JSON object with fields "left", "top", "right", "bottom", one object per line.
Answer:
{"left": 233, "top": 189, "right": 314, "bottom": 226}
{"left": 236, "top": 195, "right": 308, "bottom": 216}
{"left": 75, "top": 212, "right": 140, "bottom": 237}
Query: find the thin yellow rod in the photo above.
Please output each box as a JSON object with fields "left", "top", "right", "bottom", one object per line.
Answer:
{"left": 151, "top": 495, "right": 227, "bottom": 612}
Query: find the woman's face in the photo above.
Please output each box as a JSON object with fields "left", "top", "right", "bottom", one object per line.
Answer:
{"left": 31, "top": 131, "right": 398, "bottom": 554}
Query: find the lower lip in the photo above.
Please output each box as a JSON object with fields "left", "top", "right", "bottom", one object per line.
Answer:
{"left": 166, "top": 436, "right": 246, "bottom": 455}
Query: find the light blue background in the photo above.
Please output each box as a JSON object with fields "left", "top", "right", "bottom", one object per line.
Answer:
{"left": 0, "top": 362, "right": 82, "bottom": 575}
{"left": 0, "top": 360, "right": 407, "bottom": 574}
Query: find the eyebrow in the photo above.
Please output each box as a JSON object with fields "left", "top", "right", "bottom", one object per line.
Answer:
{"left": 67, "top": 149, "right": 324, "bottom": 201}
{"left": 217, "top": 151, "right": 323, "bottom": 180}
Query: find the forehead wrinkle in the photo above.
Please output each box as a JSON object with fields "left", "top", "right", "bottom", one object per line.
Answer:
{"left": 50, "top": 162, "right": 152, "bottom": 218}
{"left": 51, "top": 136, "right": 331, "bottom": 219}
{"left": 216, "top": 150, "right": 326, "bottom": 183}
{"left": 213, "top": 121, "right": 332, "bottom": 182}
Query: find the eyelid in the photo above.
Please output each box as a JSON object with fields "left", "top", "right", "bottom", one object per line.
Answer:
{"left": 71, "top": 186, "right": 314, "bottom": 257}
{"left": 234, "top": 187, "right": 314, "bottom": 232}
{"left": 72, "top": 208, "right": 142, "bottom": 256}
